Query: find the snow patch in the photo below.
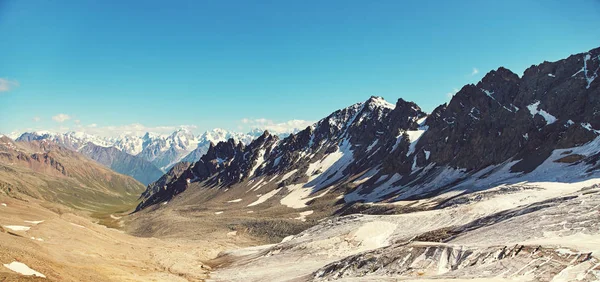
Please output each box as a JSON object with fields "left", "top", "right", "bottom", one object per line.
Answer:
{"left": 3, "top": 225, "right": 30, "bottom": 231}
{"left": 365, "top": 139, "right": 379, "bottom": 152}
{"left": 227, "top": 198, "right": 242, "bottom": 203}
{"left": 248, "top": 149, "right": 266, "bottom": 178}
{"left": 352, "top": 169, "right": 379, "bottom": 186}
{"left": 248, "top": 188, "right": 281, "bottom": 207}
{"left": 280, "top": 140, "right": 355, "bottom": 209}
{"left": 581, "top": 123, "right": 600, "bottom": 134}
{"left": 527, "top": 101, "right": 557, "bottom": 125}
{"left": 294, "top": 210, "right": 314, "bottom": 222}
{"left": 249, "top": 178, "right": 266, "bottom": 191}
{"left": 346, "top": 173, "right": 404, "bottom": 202}
{"left": 366, "top": 96, "right": 396, "bottom": 110}
{"left": 24, "top": 220, "right": 44, "bottom": 224}
{"left": 352, "top": 221, "right": 397, "bottom": 250}
{"left": 571, "top": 53, "right": 600, "bottom": 89}
{"left": 3, "top": 262, "right": 46, "bottom": 278}
{"left": 280, "top": 169, "right": 298, "bottom": 182}
{"left": 403, "top": 129, "right": 426, "bottom": 156}
{"left": 481, "top": 88, "right": 494, "bottom": 98}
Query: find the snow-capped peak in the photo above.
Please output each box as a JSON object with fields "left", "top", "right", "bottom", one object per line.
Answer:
{"left": 365, "top": 96, "right": 396, "bottom": 110}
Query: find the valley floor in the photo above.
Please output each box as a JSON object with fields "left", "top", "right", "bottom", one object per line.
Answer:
{"left": 0, "top": 197, "right": 219, "bottom": 282}
{"left": 3, "top": 179, "right": 600, "bottom": 281}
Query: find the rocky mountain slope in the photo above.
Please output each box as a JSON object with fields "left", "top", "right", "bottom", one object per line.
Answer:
{"left": 5, "top": 46, "right": 598, "bottom": 282}
{"left": 129, "top": 47, "right": 600, "bottom": 281}
{"left": 136, "top": 46, "right": 600, "bottom": 213}
{"left": 209, "top": 179, "right": 600, "bottom": 281}
{"left": 179, "top": 128, "right": 262, "bottom": 164}
{"left": 79, "top": 143, "right": 164, "bottom": 185}
{"left": 0, "top": 136, "right": 145, "bottom": 212}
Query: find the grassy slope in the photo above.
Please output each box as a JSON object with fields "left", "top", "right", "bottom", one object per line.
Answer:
{"left": 0, "top": 139, "right": 146, "bottom": 218}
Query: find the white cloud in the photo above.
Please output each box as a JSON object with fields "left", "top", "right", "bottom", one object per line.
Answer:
{"left": 0, "top": 78, "right": 19, "bottom": 93}
{"left": 32, "top": 117, "right": 41, "bottom": 122}
{"left": 471, "top": 67, "right": 479, "bottom": 76}
{"left": 239, "top": 118, "right": 314, "bottom": 134}
{"left": 52, "top": 113, "right": 71, "bottom": 123}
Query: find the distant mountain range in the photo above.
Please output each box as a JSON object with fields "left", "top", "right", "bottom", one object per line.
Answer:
{"left": 78, "top": 143, "right": 165, "bottom": 186}
{"left": 13, "top": 128, "right": 295, "bottom": 185}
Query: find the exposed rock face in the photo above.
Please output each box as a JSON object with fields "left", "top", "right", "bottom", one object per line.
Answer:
{"left": 180, "top": 128, "right": 263, "bottom": 164}
{"left": 416, "top": 49, "right": 600, "bottom": 173}
{"left": 312, "top": 244, "right": 599, "bottom": 281}
{"left": 137, "top": 161, "right": 191, "bottom": 205}
{"left": 136, "top": 133, "right": 281, "bottom": 210}
{"left": 136, "top": 96, "right": 424, "bottom": 210}
{"left": 137, "top": 46, "right": 600, "bottom": 212}
{"left": 79, "top": 143, "right": 164, "bottom": 185}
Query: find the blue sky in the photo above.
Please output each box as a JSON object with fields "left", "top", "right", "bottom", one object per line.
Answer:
{"left": 1, "top": 0, "right": 599, "bottom": 137}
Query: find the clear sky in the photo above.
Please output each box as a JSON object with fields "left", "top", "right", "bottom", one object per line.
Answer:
{"left": 1, "top": 0, "right": 599, "bottom": 137}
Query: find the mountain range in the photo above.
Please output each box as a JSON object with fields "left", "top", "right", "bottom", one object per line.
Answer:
{"left": 14, "top": 128, "right": 274, "bottom": 184}
{"left": 1, "top": 46, "right": 599, "bottom": 281}
{"left": 136, "top": 46, "right": 600, "bottom": 212}
{"left": 120, "top": 46, "right": 600, "bottom": 281}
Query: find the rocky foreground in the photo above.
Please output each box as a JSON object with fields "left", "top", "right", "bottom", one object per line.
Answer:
{"left": 208, "top": 179, "right": 600, "bottom": 281}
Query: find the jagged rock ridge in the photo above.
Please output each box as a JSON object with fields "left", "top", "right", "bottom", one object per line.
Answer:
{"left": 137, "top": 46, "right": 600, "bottom": 212}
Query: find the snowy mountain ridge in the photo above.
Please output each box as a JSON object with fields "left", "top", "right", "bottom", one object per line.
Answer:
{"left": 15, "top": 127, "right": 289, "bottom": 171}
{"left": 131, "top": 47, "right": 600, "bottom": 281}
{"left": 136, "top": 46, "right": 600, "bottom": 213}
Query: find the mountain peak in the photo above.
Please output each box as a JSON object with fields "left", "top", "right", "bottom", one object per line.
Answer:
{"left": 170, "top": 128, "right": 193, "bottom": 137}
{"left": 480, "top": 67, "right": 520, "bottom": 84}
{"left": 364, "top": 96, "right": 395, "bottom": 110}
{"left": 247, "top": 128, "right": 266, "bottom": 136}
